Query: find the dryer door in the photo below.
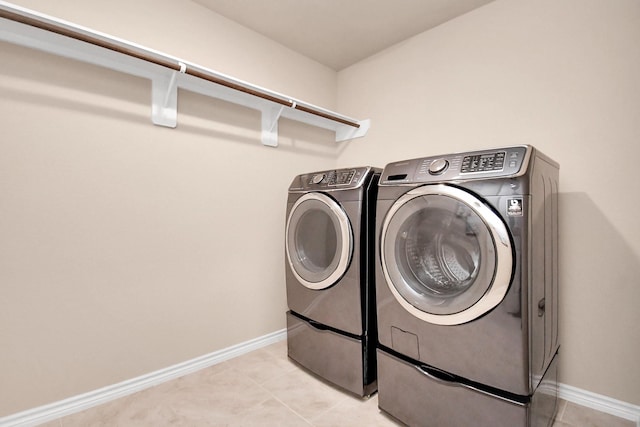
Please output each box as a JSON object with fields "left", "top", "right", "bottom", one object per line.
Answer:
{"left": 380, "top": 184, "right": 513, "bottom": 325}
{"left": 286, "top": 192, "right": 353, "bottom": 290}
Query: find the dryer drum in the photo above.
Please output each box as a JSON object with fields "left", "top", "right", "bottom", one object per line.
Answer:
{"left": 285, "top": 191, "right": 353, "bottom": 290}
{"left": 295, "top": 209, "right": 339, "bottom": 274}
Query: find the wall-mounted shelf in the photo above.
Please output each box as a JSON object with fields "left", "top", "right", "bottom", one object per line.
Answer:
{"left": 0, "top": 1, "right": 370, "bottom": 147}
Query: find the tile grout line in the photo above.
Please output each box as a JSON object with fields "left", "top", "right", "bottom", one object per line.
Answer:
{"left": 556, "top": 398, "right": 567, "bottom": 422}
{"left": 229, "top": 352, "right": 315, "bottom": 426}
{"left": 253, "top": 378, "right": 314, "bottom": 426}
{"left": 305, "top": 392, "right": 353, "bottom": 426}
{"left": 248, "top": 345, "right": 350, "bottom": 426}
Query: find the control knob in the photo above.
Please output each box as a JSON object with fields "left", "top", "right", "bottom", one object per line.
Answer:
{"left": 311, "top": 174, "right": 325, "bottom": 184}
{"left": 428, "top": 158, "right": 449, "bottom": 175}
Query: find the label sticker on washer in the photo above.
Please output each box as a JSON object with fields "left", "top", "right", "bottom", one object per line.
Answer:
{"left": 507, "top": 198, "right": 523, "bottom": 216}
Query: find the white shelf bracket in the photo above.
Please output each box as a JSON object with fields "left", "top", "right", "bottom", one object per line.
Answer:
{"left": 151, "top": 62, "right": 186, "bottom": 128}
{"left": 336, "top": 119, "right": 370, "bottom": 142}
{"left": 260, "top": 103, "right": 289, "bottom": 147}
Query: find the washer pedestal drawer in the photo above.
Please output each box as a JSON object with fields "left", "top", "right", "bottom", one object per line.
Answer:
{"left": 377, "top": 348, "right": 558, "bottom": 427}
{"left": 286, "top": 311, "right": 376, "bottom": 397}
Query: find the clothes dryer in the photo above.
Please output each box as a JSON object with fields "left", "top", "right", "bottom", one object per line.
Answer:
{"left": 375, "top": 146, "right": 559, "bottom": 426}
{"left": 285, "top": 166, "right": 380, "bottom": 397}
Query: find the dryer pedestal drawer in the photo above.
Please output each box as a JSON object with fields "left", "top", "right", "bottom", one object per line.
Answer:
{"left": 377, "top": 349, "right": 529, "bottom": 427}
{"left": 286, "top": 311, "right": 375, "bottom": 397}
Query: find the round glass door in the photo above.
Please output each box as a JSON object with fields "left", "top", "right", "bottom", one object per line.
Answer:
{"left": 286, "top": 192, "right": 353, "bottom": 290}
{"left": 381, "top": 184, "right": 513, "bottom": 325}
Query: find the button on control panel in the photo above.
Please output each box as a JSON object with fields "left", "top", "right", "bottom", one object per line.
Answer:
{"left": 461, "top": 151, "right": 505, "bottom": 173}
{"left": 328, "top": 169, "right": 356, "bottom": 186}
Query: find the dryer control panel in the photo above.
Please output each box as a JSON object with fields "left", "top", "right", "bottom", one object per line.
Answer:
{"left": 289, "top": 166, "right": 378, "bottom": 191}
{"left": 380, "top": 146, "right": 530, "bottom": 185}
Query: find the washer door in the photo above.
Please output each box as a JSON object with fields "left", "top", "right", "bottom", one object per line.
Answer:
{"left": 286, "top": 192, "right": 353, "bottom": 290}
{"left": 381, "top": 184, "right": 513, "bottom": 325}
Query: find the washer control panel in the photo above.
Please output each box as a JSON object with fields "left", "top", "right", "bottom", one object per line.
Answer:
{"left": 290, "top": 166, "right": 376, "bottom": 191}
{"left": 309, "top": 169, "right": 357, "bottom": 186}
{"left": 381, "top": 146, "right": 530, "bottom": 185}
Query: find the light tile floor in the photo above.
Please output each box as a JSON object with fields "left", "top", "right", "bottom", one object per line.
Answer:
{"left": 44, "top": 340, "right": 635, "bottom": 427}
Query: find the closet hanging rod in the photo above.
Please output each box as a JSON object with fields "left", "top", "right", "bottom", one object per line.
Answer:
{"left": 0, "top": 5, "right": 361, "bottom": 129}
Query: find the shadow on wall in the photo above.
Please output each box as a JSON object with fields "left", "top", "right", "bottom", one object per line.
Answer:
{"left": 558, "top": 192, "right": 640, "bottom": 405}
{"left": 1, "top": 41, "right": 150, "bottom": 125}
{"left": 1, "top": 41, "right": 342, "bottom": 159}
{"left": 178, "top": 90, "right": 341, "bottom": 158}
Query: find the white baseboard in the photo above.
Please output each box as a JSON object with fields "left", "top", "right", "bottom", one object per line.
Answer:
{"left": 3, "top": 333, "right": 639, "bottom": 427}
{"left": 558, "top": 383, "right": 640, "bottom": 426}
{"left": 0, "top": 329, "right": 287, "bottom": 427}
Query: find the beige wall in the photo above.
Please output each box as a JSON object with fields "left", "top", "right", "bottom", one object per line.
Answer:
{"left": 2, "top": 0, "right": 639, "bottom": 418}
{"left": 337, "top": 0, "right": 640, "bottom": 406}
{"left": 0, "top": 0, "right": 339, "bottom": 416}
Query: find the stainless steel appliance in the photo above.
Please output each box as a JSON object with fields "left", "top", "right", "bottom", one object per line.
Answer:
{"left": 285, "top": 166, "right": 380, "bottom": 397}
{"left": 375, "top": 146, "right": 559, "bottom": 426}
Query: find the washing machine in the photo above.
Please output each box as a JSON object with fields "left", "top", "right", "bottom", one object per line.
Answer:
{"left": 375, "top": 146, "right": 559, "bottom": 426}
{"left": 285, "top": 166, "right": 380, "bottom": 397}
